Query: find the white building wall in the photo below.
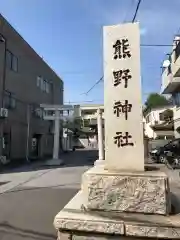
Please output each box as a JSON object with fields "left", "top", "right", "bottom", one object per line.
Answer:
{"left": 80, "top": 105, "right": 104, "bottom": 123}
{"left": 144, "top": 122, "right": 156, "bottom": 139}
{"left": 173, "top": 106, "right": 180, "bottom": 138}
{"left": 144, "top": 107, "right": 173, "bottom": 139}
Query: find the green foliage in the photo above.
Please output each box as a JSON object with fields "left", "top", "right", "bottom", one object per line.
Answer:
{"left": 145, "top": 93, "right": 169, "bottom": 110}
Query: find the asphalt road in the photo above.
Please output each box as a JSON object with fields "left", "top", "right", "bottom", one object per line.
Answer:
{"left": 0, "top": 151, "right": 180, "bottom": 240}
{"left": 0, "top": 188, "right": 77, "bottom": 240}
{"left": 0, "top": 149, "right": 97, "bottom": 240}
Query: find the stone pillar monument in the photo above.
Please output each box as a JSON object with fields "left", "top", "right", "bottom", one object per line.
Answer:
{"left": 54, "top": 23, "right": 180, "bottom": 240}
{"left": 104, "top": 22, "right": 144, "bottom": 171}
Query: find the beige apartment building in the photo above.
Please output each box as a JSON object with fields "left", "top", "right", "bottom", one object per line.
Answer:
{"left": 143, "top": 106, "right": 174, "bottom": 139}
{"left": 0, "top": 14, "right": 63, "bottom": 162}
{"left": 161, "top": 36, "right": 180, "bottom": 138}
{"left": 80, "top": 104, "right": 104, "bottom": 127}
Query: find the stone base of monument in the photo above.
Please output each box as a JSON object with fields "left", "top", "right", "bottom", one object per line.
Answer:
{"left": 94, "top": 159, "right": 105, "bottom": 166}
{"left": 54, "top": 190, "right": 180, "bottom": 239}
{"left": 54, "top": 165, "right": 180, "bottom": 239}
{"left": 82, "top": 165, "right": 171, "bottom": 215}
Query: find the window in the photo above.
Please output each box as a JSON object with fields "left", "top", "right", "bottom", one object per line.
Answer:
{"left": 83, "top": 119, "right": 90, "bottom": 127}
{"left": 45, "top": 81, "right": 50, "bottom": 93}
{"left": 37, "top": 76, "right": 41, "bottom": 87}
{"left": 4, "top": 91, "right": 16, "bottom": 109}
{"left": 40, "top": 78, "right": 45, "bottom": 91}
{"left": 6, "top": 51, "right": 12, "bottom": 69}
{"left": 43, "top": 79, "right": 50, "bottom": 93}
{"left": 43, "top": 79, "right": 47, "bottom": 92}
{"left": 6, "top": 50, "right": 18, "bottom": 72}
{"left": 159, "top": 113, "right": 164, "bottom": 121}
{"left": 146, "top": 115, "right": 150, "bottom": 123}
{"left": 43, "top": 80, "right": 46, "bottom": 92}
{"left": 37, "top": 76, "right": 51, "bottom": 93}
{"left": 40, "top": 78, "right": 46, "bottom": 92}
{"left": 173, "top": 93, "right": 180, "bottom": 107}
{"left": 12, "top": 55, "right": 18, "bottom": 72}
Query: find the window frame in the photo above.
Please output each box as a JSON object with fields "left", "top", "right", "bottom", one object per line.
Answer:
{"left": 159, "top": 113, "right": 164, "bottom": 121}
{"left": 4, "top": 91, "right": 16, "bottom": 110}
{"left": 6, "top": 50, "right": 12, "bottom": 70}
{"left": 6, "top": 50, "right": 18, "bottom": 72}
{"left": 37, "top": 76, "right": 41, "bottom": 88}
{"left": 45, "top": 81, "right": 50, "bottom": 93}
{"left": 146, "top": 115, "right": 150, "bottom": 123}
{"left": 173, "top": 92, "right": 180, "bottom": 107}
{"left": 12, "top": 54, "right": 18, "bottom": 72}
{"left": 37, "top": 75, "right": 51, "bottom": 94}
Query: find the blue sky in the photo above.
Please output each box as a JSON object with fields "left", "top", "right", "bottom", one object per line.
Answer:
{"left": 1, "top": 0, "right": 180, "bottom": 104}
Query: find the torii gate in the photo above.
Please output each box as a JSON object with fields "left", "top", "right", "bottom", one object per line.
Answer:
{"left": 40, "top": 104, "right": 104, "bottom": 163}
{"left": 40, "top": 104, "right": 80, "bottom": 160}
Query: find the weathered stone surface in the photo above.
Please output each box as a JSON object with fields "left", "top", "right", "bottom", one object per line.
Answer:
{"left": 58, "top": 231, "right": 146, "bottom": 240}
{"left": 71, "top": 234, "right": 144, "bottom": 240}
{"left": 82, "top": 166, "right": 170, "bottom": 215}
{"left": 54, "top": 191, "right": 124, "bottom": 235}
{"left": 58, "top": 231, "right": 71, "bottom": 240}
{"left": 54, "top": 190, "right": 180, "bottom": 239}
{"left": 72, "top": 235, "right": 118, "bottom": 240}
{"left": 55, "top": 218, "right": 123, "bottom": 235}
{"left": 125, "top": 224, "right": 180, "bottom": 239}
{"left": 58, "top": 229, "right": 180, "bottom": 240}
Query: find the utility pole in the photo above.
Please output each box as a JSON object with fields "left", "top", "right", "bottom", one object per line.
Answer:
{"left": 0, "top": 34, "right": 7, "bottom": 157}
{"left": 0, "top": 34, "right": 7, "bottom": 107}
{"left": 26, "top": 104, "right": 31, "bottom": 162}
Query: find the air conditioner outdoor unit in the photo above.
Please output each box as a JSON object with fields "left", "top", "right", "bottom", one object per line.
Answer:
{"left": 0, "top": 108, "right": 8, "bottom": 118}
{"left": 0, "top": 155, "right": 7, "bottom": 164}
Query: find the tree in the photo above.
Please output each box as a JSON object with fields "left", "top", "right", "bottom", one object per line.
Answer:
{"left": 145, "top": 93, "right": 170, "bottom": 110}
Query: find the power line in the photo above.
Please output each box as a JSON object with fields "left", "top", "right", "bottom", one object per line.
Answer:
{"left": 141, "top": 44, "right": 172, "bottom": 47}
{"left": 64, "top": 100, "right": 103, "bottom": 104}
{"left": 81, "top": 76, "right": 103, "bottom": 95}
{"left": 132, "top": 0, "right": 142, "bottom": 23}
{"left": 82, "top": 0, "right": 171, "bottom": 96}
{"left": 81, "top": 45, "right": 171, "bottom": 96}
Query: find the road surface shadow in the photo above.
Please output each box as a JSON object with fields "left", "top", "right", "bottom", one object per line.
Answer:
{"left": 0, "top": 222, "right": 55, "bottom": 240}
{"left": 0, "top": 187, "right": 78, "bottom": 240}
{"left": 0, "top": 150, "right": 98, "bottom": 174}
{"left": 171, "top": 192, "right": 180, "bottom": 214}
